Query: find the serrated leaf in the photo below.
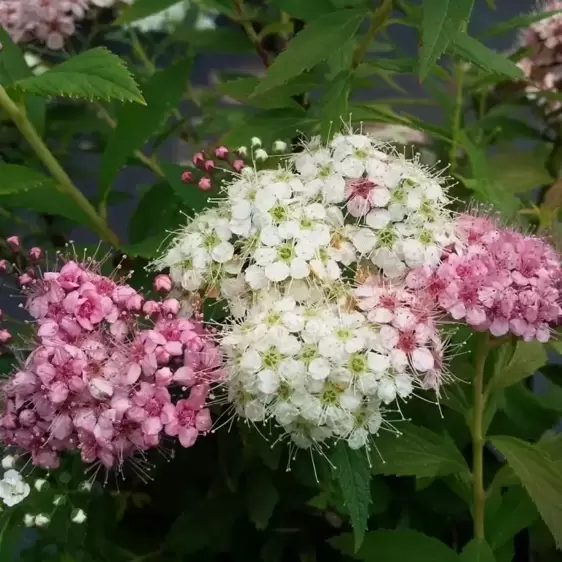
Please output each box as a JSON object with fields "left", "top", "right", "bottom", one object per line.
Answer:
{"left": 450, "top": 32, "right": 524, "bottom": 79}
{"left": 370, "top": 423, "right": 469, "bottom": 479}
{"left": 254, "top": 9, "right": 365, "bottom": 95}
{"left": 11, "top": 48, "right": 144, "bottom": 103}
{"left": 460, "top": 539, "right": 496, "bottom": 562}
{"left": 488, "top": 340, "right": 547, "bottom": 393}
{"left": 113, "top": 0, "right": 182, "bottom": 25}
{"left": 486, "top": 486, "right": 538, "bottom": 550}
{"left": 246, "top": 470, "right": 279, "bottom": 530}
{"left": 0, "top": 164, "right": 56, "bottom": 194}
{"left": 331, "top": 443, "right": 371, "bottom": 550}
{"left": 330, "top": 530, "right": 458, "bottom": 562}
{"left": 99, "top": 57, "right": 192, "bottom": 203}
{"left": 319, "top": 70, "right": 352, "bottom": 140}
{"left": 490, "top": 436, "right": 562, "bottom": 548}
{"left": 0, "top": 26, "right": 32, "bottom": 86}
{"left": 269, "top": 0, "right": 335, "bottom": 20}
{"left": 161, "top": 162, "right": 215, "bottom": 214}
{"left": 480, "top": 9, "right": 562, "bottom": 38}
{"left": 419, "top": 0, "right": 474, "bottom": 80}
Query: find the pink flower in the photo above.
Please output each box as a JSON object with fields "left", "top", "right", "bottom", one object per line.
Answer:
{"left": 198, "top": 177, "right": 212, "bottom": 191}
{"left": 6, "top": 236, "right": 20, "bottom": 251}
{"left": 0, "top": 329, "right": 11, "bottom": 344}
{"left": 63, "top": 284, "right": 117, "bottom": 330}
{"left": 129, "top": 383, "right": 174, "bottom": 436}
{"left": 215, "top": 146, "right": 229, "bottom": 159}
{"left": 153, "top": 274, "right": 172, "bottom": 294}
{"left": 181, "top": 170, "right": 193, "bottom": 183}
{"left": 344, "top": 178, "right": 390, "bottom": 217}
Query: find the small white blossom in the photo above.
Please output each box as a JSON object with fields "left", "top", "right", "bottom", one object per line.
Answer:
{"left": 273, "top": 140, "right": 288, "bottom": 153}
{"left": 34, "top": 514, "right": 50, "bottom": 527}
{"left": 34, "top": 479, "right": 47, "bottom": 492}
{"left": 1, "top": 456, "right": 15, "bottom": 469}
{"left": 0, "top": 470, "right": 30, "bottom": 507}
{"left": 23, "top": 514, "right": 35, "bottom": 527}
{"left": 71, "top": 509, "right": 87, "bottom": 524}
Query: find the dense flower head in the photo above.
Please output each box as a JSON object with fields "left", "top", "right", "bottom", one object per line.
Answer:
{"left": 407, "top": 214, "right": 562, "bottom": 342}
{"left": 517, "top": 1, "right": 562, "bottom": 115}
{"left": 0, "top": 246, "right": 222, "bottom": 470}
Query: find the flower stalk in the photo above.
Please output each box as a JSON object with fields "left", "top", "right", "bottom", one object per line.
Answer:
{"left": 0, "top": 85, "right": 120, "bottom": 248}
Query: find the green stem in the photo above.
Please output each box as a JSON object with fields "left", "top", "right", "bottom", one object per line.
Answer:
{"left": 0, "top": 86, "right": 120, "bottom": 248}
{"left": 449, "top": 61, "right": 465, "bottom": 172}
{"left": 352, "top": 0, "right": 393, "bottom": 69}
{"left": 233, "top": 0, "right": 270, "bottom": 68}
{"left": 471, "top": 332, "right": 489, "bottom": 541}
{"left": 130, "top": 29, "right": 156, "bottom": 74}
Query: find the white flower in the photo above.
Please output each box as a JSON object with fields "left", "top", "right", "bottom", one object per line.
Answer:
{"left": 34, "top": 514, "right": 50, "bottom": 527}
{"left": 0, "top": 470, "right": 30, "bottom": 507}
{"left": 273, "top": 140, "right": 288, "bottom": 153}
{"left": 78, "top": 481, "right": 93, "bottom": 493}
{"left": 34, "top": 479, "right": 47, "bottom": 492}
{"left": 23, "top": 514, "right": 35, "bottom": 527}
{"left": 1, "top": 456, "right": 15, "bottom": 469}
{"left": 251, "top": 137, "right": 262, "bottom": 147}
{"left": 53, "top": 495, "right": 65, "bottom": 506}
{"left": 255, "top": 148, "right": 268, "bottom": 161}
{"left": 71, "top": 509, "right": 87, "bottom": 524}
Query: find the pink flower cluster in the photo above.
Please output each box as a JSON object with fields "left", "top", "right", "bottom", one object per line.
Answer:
{"left": 345, "top": 178, "right": 391, "bottom": 218}
{"left": 0, "top": 255, "right": 222, "bottom": 470}
{"left": 355, "top": 276, "right": 445, "bottom": 391}
{"left": 406, "top": 215, "right": 562, "bottom": 342}
{"left": 0, "top": 0, "right": 119, "bottom": 50}
{"left": 517, "top": 1, "right": 562, "bottom": 115}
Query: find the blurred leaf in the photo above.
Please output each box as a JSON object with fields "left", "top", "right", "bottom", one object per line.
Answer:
{"left": 330, "top": 530, "right": 458, "bottom": 562}
{"left": 331, "top": 443, "right": 371, "bottom": 550}
{"left": 486, "top": 150, "right": 553, "bottom": 193}
{"left": 490, "top": 436, "right": 562, "bottom": 548}
{"left": 254, "top": 9, "right": 365, "bottom": 95}
{"left": 0, "top": 164, "right": 56, "bottom": 194}
{"left": 11, "top": 48, "right": 144, "bottom": 103}
{"left": 480, "top": 9, "right": 562, "bottom": 38}
{"left": 217, "top": 76, "right": 304, "bottom": 109}
{"left": 246, "top": 470, "right": 279, "bottom": 530}
{"left": 0, "top": 26, "right": 31, "bottom": 86}
{"left": 486, "top": 486, "right": 539, "bottom": 550}
{"left": 370, "top": 423, "right": 469, "bottom": 479}
{"left": 99, "top": 57, "right": 192, "bottom": 204}
{"left": 270, "top": 0, "right": 336, "bottom": 20}
{"left": 319, "top": 70, "right": 352, "bottom": 140}
{"left": 488, "top": 340, "right": 547, "bottom": 393}
{"left": 460, "top": 539, "right": 495, "bottom": 562}
{"left": 419, "top": 0, "right": 474, "bottom": 80}
{"left": 113, "top": 0, "right": 181, "bottom": 25}
{"left": 181, "top": 28, "right": 254, "bottom": 53}
{"left": 450, "top": 32, "right": 523, "bottom": 79}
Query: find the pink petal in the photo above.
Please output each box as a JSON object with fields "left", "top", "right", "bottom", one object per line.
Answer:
{"left": 178, "top": 427, "right": 198, "bottom": 448}
{"left": 143, "top": 416, "right": 162, "bottom": 435}
{"left": 173, "top": 366, "right": 195, "bottom": 386}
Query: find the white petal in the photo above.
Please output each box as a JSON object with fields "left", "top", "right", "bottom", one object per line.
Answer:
{"left": 308, "top": 357, "right": 331, "bottom": 380}
{"left": 366, "top": 209, "right": 391, "bottom": 230}
{"left": 291, "top": 258, "right": 310, "bottom": 279}
{"left": 265, "top": 261, "right": 290, "bottom": 282}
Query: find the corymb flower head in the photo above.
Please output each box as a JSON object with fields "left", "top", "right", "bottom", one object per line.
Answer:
{"left": 0, "top": 241, "right": 222, "bottom": 471}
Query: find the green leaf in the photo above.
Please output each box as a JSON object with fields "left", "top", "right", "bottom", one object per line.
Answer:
{"left": 486, "top": 487, "right": 538, "bottom": 550}
{"left": 450, "top": 32, "right": 524, "bottom": 79}
{"left": 488, "top": 340, "right": 547, "bottom": 393}
{"left": 113, "top": 0, "right": 183, "bottom": 25}
{"left": 330, "top": 530, "right": 458, "bottom": 562}
{"left": 99, "top": 57, "right": 192, "bottom": 203}
{"left": 254, "top": 9, "right": 365, "bottom": 95}
{"left": 269, "top": 0, "right": 336, "bottom": 20}
{"left": 460, "top": 539, "right": 496, "bottom": 562}
{"left": 11, "top": 48, "right": 144, "bottom": 103}
{"left": 246, "top": 470, "right": 279, "bottom": 530}
{"left": 490, "top": 436, "right": 562, "bottom": 548}
{"left": 370, "top": 423, "right": 469, "bottom": 479}
{"left": 319, "top": 70, "right": 352, "bottom": 140}
{"left": 161, "top": 162, "right": 215, "bottom": 214}
{"left": 0, "top": 26, "right": 32, "bottom": 86}
{"left": 480, "top": 9, "right": 562, "bottom": 38}
{"left": 331, "top": 442, "right": 371, "bottom": 550}
{"left": 0, "top": 164, "right": 56, "bottom": 194}
{"left": 419, "top": 0, "right": 474, "bottom": 80}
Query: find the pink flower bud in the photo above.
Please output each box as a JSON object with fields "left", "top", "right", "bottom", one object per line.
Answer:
{"left": 143, "top": 300, "right": 161, "bottom": 316}
{"left": 155, "top": 347, "right": 170, "bottom": 365}
{"left": 28, "top": 247, "right": 42, "bottom": 260}
{"left": 153, "top": 274, "right": 172, "bottom": 294}
{"left": 0, "top": 260, "right": 9, "bottom": 273}
{"left": 181, "top": 170, "right": 193, "bottom": 183}
{"left": 204, "top": 160, "right": 215, "bottom": 172}
{"left": 0, "top": 329, "right": 11, "bottom": 344}
{"left": 19, "top": 273, "right": 34, "bottom": 286}
{"left": 215, "top": 146, "right": 229, "bottom": 159}
{"left": 193, "top": 152, "right": 205, "bottom": 168}
{"left": 7, "top": 236, "right": 20, "bottom": 251}
{"left": 162, "top": 298, "right": 180, "bottom": 316}
{"left": 232, "top": 159, "right": 245, "bottom": 173}
{"left": 126, "top": 294, "right": 143, "bottom": 312}
{"left": 0, "top": 309, "right": 2, "bottom": 321}
{"left": 155, "top": 367, "right": 173, "bottom": 386}
{"left": 198, "top": 177, "right": 212, "bottom": 191}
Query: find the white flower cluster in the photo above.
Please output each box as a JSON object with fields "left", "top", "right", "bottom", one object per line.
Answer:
{"left": 0, "top": 457, "right": 30, "bottom": 507}
{"left": 156, "top": 131, "right": 454, "bottom": 451}
{"left": 222, "top": 294, "right": 409, "bottom": 450}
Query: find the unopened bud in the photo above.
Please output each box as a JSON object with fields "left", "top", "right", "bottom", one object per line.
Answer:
{"left": 215, "top": 146, "right": 229, "bottom": 159}
{"left": 192, "top": 152, "right": 205, "bottom": 168}
{"left": 34, "top": 478, "right": 48, "bottom": 492}
{"left": 1, "top": 455, "right": 15, "bottom": 469}
{"left": 6, "top": 236, "right": 20, "bottom": 251}
{"left": 162, "top": 298, "right": 180, "bottom": 316}
{"left": 237, "top": 146, "right": 247, "bottom": 157}
{"left": 28, "top": 247, "right": 42, "bottom": 260}
{"left": 204, "top": 160, "right": 215, "bottom": 172}
{"left": 23, "top": 514, "right": 35, "bottom": 527}
{"left": 273, "top": 140, "right": 288, "bottom": 153}
{"left": 251, "top": 137, "right": 262, "bottom": 147}
{"left": 155, "top": 347, "right": 170, "bottom": 365}
{"left": 198, "top": 177, "right": 212, "bottom": 191}
{"left": 71, "top": 508, "right": 87, "bottom": 524}
{"left": 255, "top": 148, "right": 268, "bottom": 162}
{"left": 181, "top": 170, "right": 193, "bottom": 183}
{"left": 0, "top": 329, "right": 11, "bottom": 344}
{"left": 153, "top": 274, "right": 172, "bottom": 294}
{"left": 0, "top": 260, "right": 9, "bottom": 273}
{"left": 53, "top": 494, "right": 65, "bottom": 506}
{"left": 142, "top": 300, "right": 160, "bottom": 316}
{"left": 78, "top": 481, "right": 92, "bottom": 493}
{"left": 34, "top": 514, "right": 50, "bottom": 527}
{"left": 232, "top": 159, "right": 245, "bottom": 173}
{"left": 126, "top": 294, "right": 143, "bottom": 312}
{"left": 18, "top": 273, "right": 34, "bottom": 286}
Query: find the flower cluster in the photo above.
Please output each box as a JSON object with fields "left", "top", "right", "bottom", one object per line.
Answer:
{"left": 0, "top": 245, "right": 222, "bottom": 470}
{"left": 517, "top": 1, "right": 562, "bottom": 115}
{"left": 0, "top": 457, "right": 30, "bottom": 507}
{"left": 407, "top": 214, "right": 562, "bottom": 342}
